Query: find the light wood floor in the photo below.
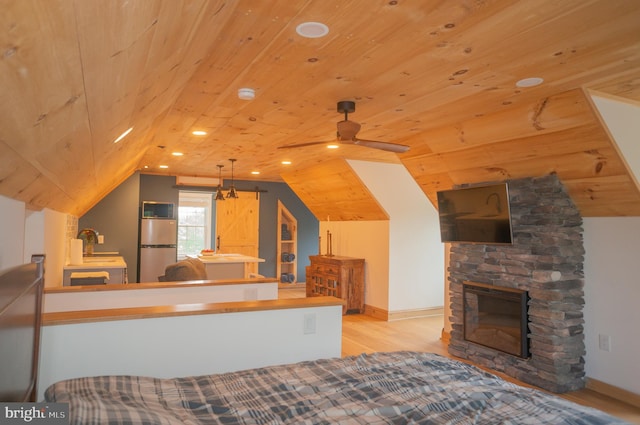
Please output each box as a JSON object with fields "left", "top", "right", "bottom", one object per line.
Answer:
{"left": 279, "top": 287, "right": 640, "bottom": 424}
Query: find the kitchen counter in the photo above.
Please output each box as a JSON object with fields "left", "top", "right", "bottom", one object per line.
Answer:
{"left": 65, "top": 256, "right": 126, "bottom": 268}
{"left": 63, "top": 256, "right": 128, "bottom": 285}
{"left": 196, "top": 254, "right": 265, "bottom": 279}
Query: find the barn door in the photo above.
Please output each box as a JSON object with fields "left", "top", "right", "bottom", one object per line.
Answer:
{"left": 215, "top": 193, "right": 260, "bottom": 274}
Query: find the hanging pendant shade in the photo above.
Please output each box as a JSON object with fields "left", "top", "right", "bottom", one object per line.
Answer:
{"left": 226, "top": 158, "right": 239, "bottom": 199}
{"left": 227, "top": 186, "right": 238, "bottom": 199}
{"left": 215, "top": 164, "right": 225, "bottom": 201}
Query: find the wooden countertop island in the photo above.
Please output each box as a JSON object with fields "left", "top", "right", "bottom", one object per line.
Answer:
{"left": 43, "top": 296, "right": 344, "bottom": 325}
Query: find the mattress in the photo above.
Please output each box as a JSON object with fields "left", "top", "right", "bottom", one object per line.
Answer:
{"left": 45, "top": 351, "right": 628, "bottom": 424}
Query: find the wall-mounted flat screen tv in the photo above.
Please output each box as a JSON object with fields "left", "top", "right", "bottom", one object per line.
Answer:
{"left": 436, "top": 183, "right": 513, "bottom": 244}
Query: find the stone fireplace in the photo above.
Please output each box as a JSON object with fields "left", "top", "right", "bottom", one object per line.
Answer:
{"left": 448, "top": 175, "right": 586, "bottom": 393}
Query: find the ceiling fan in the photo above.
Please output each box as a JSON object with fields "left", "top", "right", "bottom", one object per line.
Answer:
{"left": 278, "top": 101, "right": 410, "bottom": 153}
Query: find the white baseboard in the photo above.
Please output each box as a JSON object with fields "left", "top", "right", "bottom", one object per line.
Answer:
{"left": 364, "top": 305, "right": 443, "bottom": 321}
{"left": 586, "top": 377, "right": 640, "bottom": 408}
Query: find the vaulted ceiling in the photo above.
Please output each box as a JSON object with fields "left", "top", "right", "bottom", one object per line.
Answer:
{"left": 1, "top": 1, "right": 639, "bottom": 218}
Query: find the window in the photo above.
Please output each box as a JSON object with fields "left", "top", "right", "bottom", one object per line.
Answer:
{"left": 177, "top": 191, "right": 212, "bottom": 259}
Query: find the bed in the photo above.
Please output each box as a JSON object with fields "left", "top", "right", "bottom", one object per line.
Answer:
{"left": 45, "top": 351, "right": 629, "bottom": 425}
{"left": 1, "top": 260, "right": 630, "bottom": 424}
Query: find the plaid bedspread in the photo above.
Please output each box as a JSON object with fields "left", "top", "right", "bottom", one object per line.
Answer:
{"left": 45, "top": 351, "right": 629, "bottom": 424}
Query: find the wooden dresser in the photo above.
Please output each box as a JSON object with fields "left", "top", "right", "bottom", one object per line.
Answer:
{"left": 306, "top": 255, "right": 365, "bottom": 314}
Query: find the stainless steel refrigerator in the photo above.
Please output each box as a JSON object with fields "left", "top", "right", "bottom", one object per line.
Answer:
{"left": 139, "top": 218, "right": 177, "bottom": 282}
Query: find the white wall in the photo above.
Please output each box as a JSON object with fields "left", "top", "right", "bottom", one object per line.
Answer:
{"left": 43, "top": 209, "right": 68, "bottom": 287}
{"left": 348, "top": 160, "right": 444, "bottom": 312}
{"left": 0, "top": 194, "right": 26, "bottom": 270}
{"left": 583, "top": 218, "right": 640, "bottom": 395}
{"left": 0, "top": 195, "right": 70, "bottom": 286}
{"left": 582, "top": 94, "right": 640, "bottom": 395}
{"left": 591, "top": 93, "right": 640, "bottom": 182}
{"left": 24, "top": 209, "right": 44, "bottom": 262}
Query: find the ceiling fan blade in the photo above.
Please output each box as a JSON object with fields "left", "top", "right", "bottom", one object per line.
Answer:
{"left": 354, "top": 138, "right": 410, "bottom": 153}
{"left": 278, "top": 141, "right": 330, "bottom": 149}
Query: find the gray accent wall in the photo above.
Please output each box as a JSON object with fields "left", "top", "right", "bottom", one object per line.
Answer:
{"left": 79, "top": 173, "right": 141, "bottom": 282}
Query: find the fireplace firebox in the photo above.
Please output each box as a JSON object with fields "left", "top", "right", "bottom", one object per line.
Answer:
{"left": 463, "top": 282, "right": 530, "bottom": 358}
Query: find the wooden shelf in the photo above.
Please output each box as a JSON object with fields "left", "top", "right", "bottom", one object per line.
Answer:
{"left": 276, "top": 200, "right": 297, "bottom": 283}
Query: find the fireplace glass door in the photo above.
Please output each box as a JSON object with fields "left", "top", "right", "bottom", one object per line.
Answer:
{"left": 463, "top": 282, "right": 529, "bottom": 358}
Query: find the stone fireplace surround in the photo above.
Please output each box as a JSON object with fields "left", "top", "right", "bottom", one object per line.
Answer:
{"left": 448, "top": 175, "right": 586, "bottom": 393}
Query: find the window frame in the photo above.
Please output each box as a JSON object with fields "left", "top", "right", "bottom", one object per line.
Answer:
{"left": 177, "top": 191, "right": 213, "bottom": 259}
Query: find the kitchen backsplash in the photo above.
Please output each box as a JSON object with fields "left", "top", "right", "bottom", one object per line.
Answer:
{"left": 65, "top": 215, "right": 79, "bottom": 261}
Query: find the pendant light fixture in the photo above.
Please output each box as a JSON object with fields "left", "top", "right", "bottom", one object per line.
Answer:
{"left": 215, "top": 164, "right": 225, "bottom": 201}
{"left": 226, "top": 158, "right": 239, "bottom": 199}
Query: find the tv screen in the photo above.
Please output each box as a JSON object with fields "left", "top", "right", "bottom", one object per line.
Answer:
{"left": 436, "top": 183, "right": 513, "bottom": 244}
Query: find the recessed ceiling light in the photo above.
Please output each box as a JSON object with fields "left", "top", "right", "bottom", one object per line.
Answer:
{"left": 296, "top": 22, "right": 329, "bottom": 38}
{"left": 159, "top": 165, "right": 169, "bottom": 169}
{"left": 172, "top": 152, "right": 183, "bottom": 156}
{"left": 281, "top": 160, "right": 292, "bottom": 165}
{"left": 113, "top": 127, "right": 133, "bottom": 144}
{"left": 251, "top": 171, "right": 260, "bottom": 175}
{"left": 516, "top": 77, "right": 544, "bottom": 88}
{"left": 238, "top": 88, "right": 256, "bottom": 100}
{"left": 327, "top": 144, "right": 339, "bottom": 149}
{"left": 192, "top": 130, "right": 207, "bottom": 136}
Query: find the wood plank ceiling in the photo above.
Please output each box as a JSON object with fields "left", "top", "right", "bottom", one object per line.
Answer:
{"left": 0, "top": 0, "right": 639, "bottom": 218}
